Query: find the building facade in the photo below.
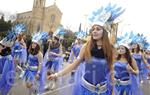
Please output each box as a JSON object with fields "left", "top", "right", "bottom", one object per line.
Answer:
{"left": 16, "top": 0, "right": 62, "bottom": 33}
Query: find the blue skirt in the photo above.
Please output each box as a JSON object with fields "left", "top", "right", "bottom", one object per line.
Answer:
{"left": 72, "top": 63, "right": 85, "bottom": 95}
{"left": 72, "top": 78, "right": 112, "bottom": 95}
{"left": 23, "top": 69, "right": 37, "bottom": 83}
{"left": 115, "top": 84, "right": 132, "bottom": 95}
{"left": 130, "top": 74, "right": 143, "bottom": 95}
{"left": 79, "top": 85, "right": 111, "bottom": 95}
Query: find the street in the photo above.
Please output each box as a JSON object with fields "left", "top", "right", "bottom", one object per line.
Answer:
{"left": 9, "top": 63, "right": 150, "bottom": 95}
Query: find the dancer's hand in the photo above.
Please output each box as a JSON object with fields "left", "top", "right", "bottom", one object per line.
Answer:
{"left": 147, "top": 64, "right": 150, "bottom": 69}
{"left": 35, "top": 74, "right": 40, "bottom": 80}
{"left": 126, "top": 64, "right": 132, "bottom": 72}
{"left": 47, "top": 73, "right": 57, "bottom": 80}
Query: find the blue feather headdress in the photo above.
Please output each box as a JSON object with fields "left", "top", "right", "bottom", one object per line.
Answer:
{"left": 32, "top": 32, "right": 49, "bottom": 44}
{"left": 53, "top": 26, "right": 66, "bottom": 39}
{"left": 0, "top": 24, "right": 26, "bottom": 47}
{"left": 75, "top": 30, "right": 87, "bottom": 40}
{"left": 12, "top": 24, "right": 26, "bottom": 35}
{"left": 0, "top": 30, "right": 16, "bottom": 47}
{"left": 116, "top": 32, "right": 133, "bottom": 48}
{"left": 116, "top": 31, "right": 149, "bottom": 49}
{"left": 88, "top": 3, "right": 125, "bottom": 31}
{"left": 130, "top": 33, "right": 149, "bottom": 49}
{"left": 146, "top": 45, "right": 150, "bottom": 51}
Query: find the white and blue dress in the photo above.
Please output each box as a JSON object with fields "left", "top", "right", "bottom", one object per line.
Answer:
{"left": 146, "top": 57, "right": 150, "bottom": 78}
{"left": 12, "top": 42, "right": 27, "bottom": 65}
{"left": 69, "top": 44, "right": 85, "bottom": 94}
{"left": 0, "top": 55, "right": 15, "bottom": 95}
{"left": 132, "top": 53, "right": 146, "bottom": 80}
{"left": 44, "top": 47, "right": 63, "bottom": 73}
{"left": 23, "top": 53, "right": 44, "bottom": 93}
{"left": 73, "top": 48, "right": 112, "bottom": 95}
{"left": 114, "top": 61, "right": 132, "bottom": 95}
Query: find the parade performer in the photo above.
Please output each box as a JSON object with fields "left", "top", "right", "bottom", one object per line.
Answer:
{"left": 43, "top": 27, "right": 64, "bottom": 90}
{"left": 12, "top": 34, "right": 27, "bottom": 66}
{"left": 23, "top": 32, "right": 48, "bottom": 95}
{"left": 68, "top": 30, "right": 86, "bottom": 94}
{"left": 11, "top": 24, "right": 27, "bottom": 79}
{"left": 114, "top": 43, "right": 139, "bottom": 95}
{"left": 0, "top": 32, "right": 15, "bottom": 95}
{"left": 48, "top": 3, "right": 125, "bottom": 95}
{"left": 12, "top": 24, "right": 27, "bottom": 67}
{"left": 145, "top": 46, "right": 150, "bottom": 79}
{"left": 131, "top": 43, "right": 150, "bottom": 82}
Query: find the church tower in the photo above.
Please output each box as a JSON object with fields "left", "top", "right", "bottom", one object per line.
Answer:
{"left": 31, "top": 0, "right": 46, "bottom": 32}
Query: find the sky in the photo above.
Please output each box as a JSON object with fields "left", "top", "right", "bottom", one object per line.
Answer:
{"left": 0, "top": 0, "right": 150, "bottom": 41}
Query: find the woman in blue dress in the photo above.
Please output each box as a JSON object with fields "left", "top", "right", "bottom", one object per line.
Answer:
{"left": 145, "top": 48, "right": 150, "bottom": 79}
{"left": 44, "top": 36, "right": 63, "bottom": 89}
{"left": 12, "top": 34, "right": 27, "bottom": 66}
{"left": 0, "top": 41, "right": 15, "bottom": 95}
{"left": 23, "top": 41, "right": 43, "bottom": 95}
{"left": 131, "top": 43, "right": 150, "bottom": 82}
{"left": 114, "top": 44, "right": 139, "bottom": 95}
{"left": 12, "top": 34, "right": 27, "bottom": 79}
{"left": 69, "top": 38, "right": 84, "bottom": 63}
{"left": 68, "top": 38, "right": 85, "bottom": 94}
{"left": 48, "top": 24, "right": 114, "bottom": 95}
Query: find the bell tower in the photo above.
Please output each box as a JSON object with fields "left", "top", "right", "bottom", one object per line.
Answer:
{"left": 33, "top": 0, "right": 46, "bottom": 8}
{"left": 31, "top": 0, "right": 46, "bottom": 32}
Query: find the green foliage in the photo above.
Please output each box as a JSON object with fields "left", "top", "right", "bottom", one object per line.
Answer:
{"left": 0, "top": 15, "right": 12, "bottom": 39}
{"left": 63, "top": 29, "right": 76, "bottom": 50}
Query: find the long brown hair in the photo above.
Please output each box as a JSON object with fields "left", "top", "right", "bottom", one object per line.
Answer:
{"left": 16, "top": 34, "right": 23, "bottom": 41}
{"left": 117, "top": 46, "right": 133, "bottom": 68}
{"left": 131, "top": 43, "right": 140, "bottom": 53}
{"left": 84, "top": 25, "right": 113, "bottom": 70}
{"left": 28, "top": 42, "right": 40, "bottom": 55}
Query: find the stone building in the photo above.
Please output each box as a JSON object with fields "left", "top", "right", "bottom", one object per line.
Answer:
{"left": 16, "top": 0, "right": 62, "bottom": 33}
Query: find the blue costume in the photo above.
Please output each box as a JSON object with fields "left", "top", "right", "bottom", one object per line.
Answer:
{"left": 69, "top": 44, "right": 85, "bottom": 95}
{"left": 132, "top": 54, "right": 143, "bottom": 71}
{"left": 114, "top": 61, "right": 132, "bottom": 95}
{"left": 72, "top": 47, "right": 112, "bottom": 95}
{"left": 114, "top": 60, "right": 144, "bottom": 95}
{"left": 23, "top": 54, "right": 43, "bottom": 94}
{"left": 78, "top": 57, "right": 112, "bottom": 95}
{"left": 132, "top": 54, "right": 146, "bottom": 80}
{"left": 146, "top": 58, "right": 150, "bottom": 77}
{"left": 42, "top": 47, "right": 63, "bottom": 92}
{"left": 45, "top": 47, "right": 63, "bottom": 72}
{"left": 0, "top": 55, "right": 15, "bottom": 95}
{"left": 12, "top": 42, "right": 27, "bottom": 65}
{"left": 71, "top": 44, "right": 82, "bottom": 58}
{"left": 23, "top": 54, "right": 39, "bottom": 83}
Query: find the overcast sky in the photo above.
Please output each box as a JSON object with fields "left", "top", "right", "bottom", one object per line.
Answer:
{"left": 0, "top": 0, "right": 150, "bottom": 41}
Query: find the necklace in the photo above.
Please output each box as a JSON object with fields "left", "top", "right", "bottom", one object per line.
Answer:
{"left": 97, "top": 45, "right": 102, "bottom": 49}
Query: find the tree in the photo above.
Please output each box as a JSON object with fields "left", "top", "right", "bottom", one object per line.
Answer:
{"left": 63, "top": 29, "right": 76, "bottom": 51}
{"left": 0, "top": 15, "right": 12, "bottom": 39}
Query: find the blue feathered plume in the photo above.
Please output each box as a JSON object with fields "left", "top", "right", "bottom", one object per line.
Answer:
{"left": 32, "top": 32, "right": 49, "bottom": 43}
{"left": 119, "top": 32, "right": 150, "bottom": 49}
{"left": 53, "top": 26, "right": 66, "bottom": 37}
{"left": 12, "top": 24, "right": 26, "bottom": 35}
{"left": 88, "top": 3, "right": 125, "bottom": 25}
{"left": 75, "top": 30, "right": 87, "bottom": 39}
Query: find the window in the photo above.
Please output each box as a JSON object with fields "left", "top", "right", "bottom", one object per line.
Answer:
{"left": 50, "top": 14, "right": 55, "bottom": 23}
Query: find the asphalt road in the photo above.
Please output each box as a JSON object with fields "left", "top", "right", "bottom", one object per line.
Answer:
{"left": 8, "top": 63, "right": 150, "bottom": 95}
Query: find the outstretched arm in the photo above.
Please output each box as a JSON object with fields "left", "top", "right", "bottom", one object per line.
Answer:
{"left": 47, "top": 44, "right": 86, "bottom": 79}
{"left": 141, "top": 53, "right": 150, "bottom": 69}
{"left": 127, "top": 58, "right": 139, "bottom": 75}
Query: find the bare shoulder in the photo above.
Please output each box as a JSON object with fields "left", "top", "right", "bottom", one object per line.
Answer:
{"left": 78, "top": 43, "right": 87, "bottom": 59}
{"left": 132, "top": 58, "right": 136, "bottom": 62}
{"left": 80, "top": 44, "right": 86, "bottom": 53}
{"left": 37, "top": 51, "right": 43, "bottom": 58}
